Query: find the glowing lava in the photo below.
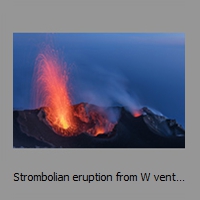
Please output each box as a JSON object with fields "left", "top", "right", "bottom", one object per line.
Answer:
{"left": 32, "top": 45, "right": 117, "bottom": 137}
{"left": 95, "top": 127, "right": 105, "bottom": 135}
{"left": 32, "top": 45, "right": 74, "bottom": 133}
{"left": 133, "top": 110, "right": 142, "bottom": 117}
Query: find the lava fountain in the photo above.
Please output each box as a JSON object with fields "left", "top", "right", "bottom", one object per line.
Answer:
{"left": 32, "top": 44, "right": 74, "bottom": 134}
{"left": 32, "top": 44, "right": 116, "bottom": 137}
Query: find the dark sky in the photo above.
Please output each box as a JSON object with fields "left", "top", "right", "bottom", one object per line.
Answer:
{"left": 13, "top": 33, "right": 185, "bottom": 128}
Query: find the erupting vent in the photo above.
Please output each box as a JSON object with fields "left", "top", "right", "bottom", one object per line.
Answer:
{"left": 38, "top": 103, "right": 117, "bottom": 137}
{"left": 32, "top": 45, "right": 116, "bottom": 137}
{"left": 33, "top": 45, "right": 73, "bottom": 132}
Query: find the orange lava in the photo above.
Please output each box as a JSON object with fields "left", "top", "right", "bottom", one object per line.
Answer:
{"left": 33, "top": 45, "right": 74, "bottom": 132}
{"left": 95, "top": 126, "right": 106, "bottom": 136}
{"left": 133, "top": 110, "right": 142, "bottom": 117}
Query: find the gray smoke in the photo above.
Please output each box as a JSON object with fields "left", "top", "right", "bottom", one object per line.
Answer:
{"left": 71, "top": 64, "right": 142, "bottom": 119}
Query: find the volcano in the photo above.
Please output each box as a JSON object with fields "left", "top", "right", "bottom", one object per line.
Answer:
{"left": 13, "top": 42, "right": 185, "bottom": 148}
{"left": 13, "top": 103, "right": 185, "bottom": 148}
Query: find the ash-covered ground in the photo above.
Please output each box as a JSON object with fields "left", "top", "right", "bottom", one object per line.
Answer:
{"left": 13, "top": 103, "right": 185, "bottom": 148}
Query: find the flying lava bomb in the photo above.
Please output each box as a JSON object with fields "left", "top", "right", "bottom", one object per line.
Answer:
{"left": 32, "top": 45, "right": 74, "bottom": 134}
